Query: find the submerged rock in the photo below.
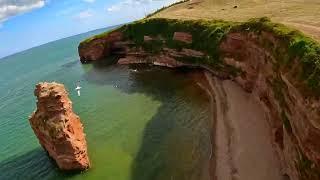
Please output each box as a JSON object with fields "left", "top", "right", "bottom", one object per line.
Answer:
{"left": 29, "top": 82, "right": 90, "bottom": 171}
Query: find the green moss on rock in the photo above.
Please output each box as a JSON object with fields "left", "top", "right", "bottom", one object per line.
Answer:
{"left": 297, "top": 151, "right": 320, "bottom": 180}
{"left": 281, "top": 111, "right": 292, "bottom": 134}
{"left": 80, "top": 17, "right": 320, "bottom": 97}
{"left": 121, "top": 18, "right": 232, "bottom": 61}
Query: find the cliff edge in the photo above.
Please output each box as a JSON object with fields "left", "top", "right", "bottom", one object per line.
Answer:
{"left": 29, "top": 82, "right": 90, "bottom": 171}
{"left": 78, "top": 18, "right": 320, "bottom": 179}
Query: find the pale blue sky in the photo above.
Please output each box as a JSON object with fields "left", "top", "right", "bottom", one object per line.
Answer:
{"left": 0, "top": 0, "right": 179, "bottom": 58}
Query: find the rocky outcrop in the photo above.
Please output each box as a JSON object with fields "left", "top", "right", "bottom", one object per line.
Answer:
{"left": 78, "top": 31, "right": 124, "bottom": 63}
{"left": 117, "top": 47, "right": 205, "bottom": 68}
{"left": 78, "top": 18, "right": 320, "bottom": 179}
{"left": 173, "top": 32, "right": 192, "bottom": 43}
{"left": 79, "top": 31, "right": 204, "bottom": 68}
{"left": 163, "top": 48, "right": 205, "bottom": 58}
{"left": 29, "top": 82, "right": 90, "bottom": 171}
{"left": 144, "top": 35, "right": 154, "bottom": 41}
{"left": 78, "top": 31, "right": 195, "bottom": 65}
{"left": 118, "top": 54, "right": 187, "bottom": 68}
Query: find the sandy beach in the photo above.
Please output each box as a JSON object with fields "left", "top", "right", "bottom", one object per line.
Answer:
{"left": 203, "top": 72, "right": 284, "bottom": 180}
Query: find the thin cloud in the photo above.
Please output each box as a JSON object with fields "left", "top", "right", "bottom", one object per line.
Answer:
{"left": 106, "top": 0, "right": 144, "bottom": 12}
{"left": 73, "top": 9, "right": 94, "bottom": 21}
{"left": 0, "top": 0, "right": 46, "bottom": 23}
{"left": 106, "top": 0, "right": 179, "bottom": 12}
{"left": 83, "top": 0, "right": 95, "bottom": 3}
{"left": 107, "top": 5, "right": 121, "bottom": 12}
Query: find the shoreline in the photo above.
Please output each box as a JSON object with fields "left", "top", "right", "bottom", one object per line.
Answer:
{"left": 190, "top": 70, "right": 216, "bottom": 180}
{"left": 201, "top": 70, "right": 284, "bottom": 180}
{"left": 78, "top": 11, "right": 320, "bottom": 180}
{"left": 116, "top": 63, "right": 285, "bottom": 180}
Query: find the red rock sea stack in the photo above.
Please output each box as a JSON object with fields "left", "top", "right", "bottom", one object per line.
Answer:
{"left": 29, "top": 82, "right": 90, "bottom": 171}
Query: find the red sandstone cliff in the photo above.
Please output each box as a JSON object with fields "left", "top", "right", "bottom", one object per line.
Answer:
{"left": 173, "top": 32, "right": 193, "bottom": 43}
{"left": 78, "top": 30, "right": 205, "bottom": 68}
{"left": 77, "top": 23, "right": 320, "bottom": 179}
{"left": 78, "top": 31, "right": 124, "bottom": 63}
{"left": 29, "top": 82, "right": 90, "bottom": 171}
{"left": 220, "top": 32, "right": 320, "bottom": 180}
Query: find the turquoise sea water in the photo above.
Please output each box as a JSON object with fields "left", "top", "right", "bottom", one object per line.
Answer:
{"left": 0, "top": 27, "right": 212, "bottom": 180}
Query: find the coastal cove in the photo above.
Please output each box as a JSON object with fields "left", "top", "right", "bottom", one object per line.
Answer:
{"left": 1, "top": 7, "right": 320, "bottom": 180}
{"left": 0, "top": 28, "right": 213, "bottom": 179}
{"left": 78, "top": 17, "right": 320, "bottom": 180}
{"left": 2, "top": 0, "right": 320, "bottom": 180}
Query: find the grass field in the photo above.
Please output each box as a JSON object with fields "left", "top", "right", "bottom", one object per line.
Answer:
{"left": 150, "top": 0, "right": 320, "bottom": 40}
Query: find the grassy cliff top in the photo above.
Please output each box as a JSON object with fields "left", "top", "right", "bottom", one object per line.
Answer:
{"left": 150, "top": 0, "right": 320, "bottom": 41}
{"left": 80, "top": 17, "right": 320, "bottom": 96}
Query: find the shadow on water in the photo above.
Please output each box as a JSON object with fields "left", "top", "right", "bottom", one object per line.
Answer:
{"left": 129, "top": 98, "right": 211, "bottom": 180}
{"left": 0, "top": 148, "right": 80, "bottom": 180}
{"left": 83, "top": 60, "right": 208, "bottom": 101}
{"left": 84, "top": 61, "right": 212, "bottom": 180}
{"left": 61, "top": 60, "right": 79, "bottom": 68}
{"left": 0, "top": 60, "right": 211, "bottom": 180}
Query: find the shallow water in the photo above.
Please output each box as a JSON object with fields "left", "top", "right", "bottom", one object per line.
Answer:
{"left": 0, "top": 28, "right": 212, "bottom": 180}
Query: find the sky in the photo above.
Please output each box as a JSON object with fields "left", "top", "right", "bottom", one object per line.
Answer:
{"left": 0, "top": 0, "right": 179, "bottom": 58}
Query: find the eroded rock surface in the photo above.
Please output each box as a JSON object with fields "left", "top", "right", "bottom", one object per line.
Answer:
{"left": 29, "top": 82, "right": 90, "bottom": 171}
{"left": 173, "top": 32, "right": 193, "bottom": 43}
{"left": 220, "top": 32, "right": 320, "bottom": 180}
{"left": 117, "top": 47, "right": 204, "bottom": 68}
{"left": 78, "top": 31, "right": 123, "bottom": 63}
{"left": 78, "top": 23, "right": 320, "bottom": 179}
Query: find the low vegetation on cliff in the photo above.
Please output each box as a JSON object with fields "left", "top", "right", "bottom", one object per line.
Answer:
{"left": 80, "top": 17, "right": 320, "bottom": 97}
{"left": 77, "top": 0, "right": 320, "bottom": 178}
{"left": 150, "top": 0, "right": 320, "bottom": 41}
{"left": 78, "top": 15, "right": 320, "bottom": 179}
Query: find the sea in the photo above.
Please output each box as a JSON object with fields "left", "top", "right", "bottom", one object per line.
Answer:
{"left": 0, "top": 26, "right": 212, "bottom": 180}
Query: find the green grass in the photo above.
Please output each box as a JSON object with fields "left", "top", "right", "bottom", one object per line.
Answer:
{"left": 270, "top": 77, "right": 288, "bottom": 109}
{"left": 149, "top": 0, "right": 320, "bottom": 41}
{"left": 281, "top": 111, "right": 292, "bottom": 134}
{"left": 80, "top": 17, "right": 320, "bottom": 97}
{"left": 79, "top": 28, "right": 120, "bottom": 47}
{"left": 232, "top": 17, "right": 320, "bottom": 95}
{"left": 120, "top": 18, "right": 232, "bottom": 66}
{"left": 79, "top": 16, "right": 320, "bottom": 179}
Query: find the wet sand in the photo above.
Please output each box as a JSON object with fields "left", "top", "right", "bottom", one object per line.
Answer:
{"left": 204, "top": 72, "right": 284, "bottom": 180}
{"left": 191, "top": 70, "right": 216, "bottom": 180}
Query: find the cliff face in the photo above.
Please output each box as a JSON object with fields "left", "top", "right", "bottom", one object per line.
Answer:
{"left": 220, "top": 32, "right": 320, "bottom": 180}
{"left": 29, "top": 82, "right": 90, "bottom": 171}
{"left": 78, "top": 31, "right": 123, "bottom": 63}
{"left": 79, "top": 30, "right": 205, "bottom": 68}
{"left": 117, "top": 46, "right": 206, "bottom": 68}
{"left": 78, "top": 18, "right": 320, "bottom": 179}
